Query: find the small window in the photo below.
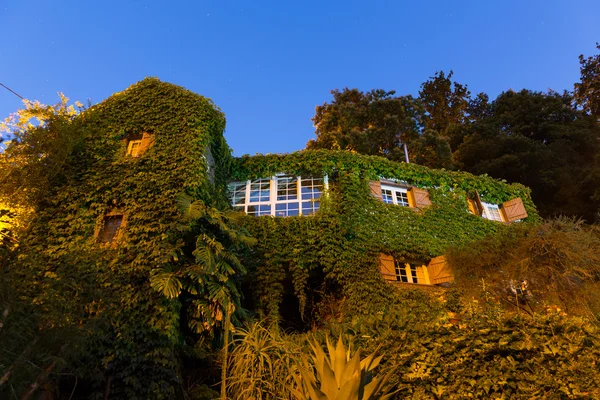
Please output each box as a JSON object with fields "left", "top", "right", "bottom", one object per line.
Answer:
{"left": 381, "top": 184, "right": 410, "bottom": 207}
{"left": 127, "top": 139, "right": 143, "bottom": 157}
{"left": 481, "top": 202, "right": 504, "bottom": 222}
{"left": 393, "top": 259, "right": 420, "bottom": 283}
{"left": 98, "top": 215, "right": 123, "bottom": 244}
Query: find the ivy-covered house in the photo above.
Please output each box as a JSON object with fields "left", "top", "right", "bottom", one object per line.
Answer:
{"left": 7, "top": 78, "right": 539, "bottom": 395}
{"left": 227, "top": 151, "right": 537, "bottom": 320}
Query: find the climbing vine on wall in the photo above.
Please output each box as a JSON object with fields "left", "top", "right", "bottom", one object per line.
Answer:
{"left": 230, "top": 150, "right": 539, "bottom": 320}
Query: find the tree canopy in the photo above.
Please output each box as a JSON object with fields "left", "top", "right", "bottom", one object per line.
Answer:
{"left": 307, "top": 47, "right": 600, "bottom": 221}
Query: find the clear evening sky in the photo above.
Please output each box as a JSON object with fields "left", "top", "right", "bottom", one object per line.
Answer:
{"left": 1, "top": 1, "right": 599, "bottom": 156}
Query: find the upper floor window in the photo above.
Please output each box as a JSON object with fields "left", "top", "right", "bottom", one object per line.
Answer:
{"left": 468, "top": 192, "right": 528, "bottom": 223}
{"left": 125, "top": 132, "right": 155, "bottom": 158}
{"left": 481, "top": 202, "right": 504, "bottom": 222}
{"left": 381, "top": 184, "right": 410, "bottom": 207}
{"left": 370, "top": 179, "right": 431, "bottom": 209}
{"left": 228, "top": 175, "right": 326, "bottom": 217}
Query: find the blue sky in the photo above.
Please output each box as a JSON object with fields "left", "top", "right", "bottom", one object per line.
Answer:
{"left": 1, "top": 1, "right": 599, "bottom": 156}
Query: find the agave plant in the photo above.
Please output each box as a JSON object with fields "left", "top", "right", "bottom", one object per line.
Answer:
{"left": 291, "top": 335, "right": 394, "bottom": 400}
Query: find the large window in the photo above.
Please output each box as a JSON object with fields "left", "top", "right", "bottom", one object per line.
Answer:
{"left": 228, "top": 175, "right": 326, "bottom": 217}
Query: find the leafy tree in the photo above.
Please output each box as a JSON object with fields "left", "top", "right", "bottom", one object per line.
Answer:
{"left": 575, "top": 43, "right": 600, "bottom": 119}
{"left": 455, "top": 89, "right": 600, "bottom": 220}
{"left": 419, "top": 70, "right": 470, "bottom": 134}
{"left": 307, "top": 88, "right": 422, "bottom": 161}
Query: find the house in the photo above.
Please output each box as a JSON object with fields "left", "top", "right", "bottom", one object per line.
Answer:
{"left": 14, "top": 77, "right": 538, "bottom": 328}
{"left": 227, "top": 151, "right": 537, "bottom": 318}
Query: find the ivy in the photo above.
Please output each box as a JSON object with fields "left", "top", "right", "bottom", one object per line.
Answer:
{"left": 230, "top": 150, "right": 539, "bottom": 321}
{"left": 5, "top": 78, "right": 232, "bottom": 398}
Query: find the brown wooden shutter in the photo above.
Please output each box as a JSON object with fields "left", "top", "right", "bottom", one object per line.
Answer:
{"left": 472, "top": 191, "right": 484, "bottom": 216}
{"left": 139, "top": 132, "right": 155, "bottom": 154}
{"left": 467, "top": 199, "right": 479, "bottom": 215}
{"left": 369, "top": 181, "right": 383, "bottom": 202}
{"left": 378, "top": 254, "right": 396, "bottom": 281}
{"left": 408, "top": 187, "right": 432, "bottom": 208}
{"left": 501, "top": 197, "right": 528, "bottom": 222}
{"left": 427, "top": 256, "right": 454, "bottom": 285}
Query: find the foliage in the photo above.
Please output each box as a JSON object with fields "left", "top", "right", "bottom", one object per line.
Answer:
{"left": 150, "top": 194, "right": 255, "bottom": 335}
{"left": 454, "top": 89, "right": 600, "bottom": 220}
{"left": 1, "top": 78, "right": 232, "bottom": 398}
{"left": 575, "top": 42, "right": 600, "bottom": 119}
{"left": 307, "top": 88, "right": 422, "bottom": 162}
{"left": 419, "top": 70, "right": 470, "bottom": 135}
{"left": 292, "top": 335, "right": 394, "bottom": 400}
{"left": 226, "top": 321, "right": 302, "bottom": 399}
{"left": 447, "top": 217, "right": 600, "bottom": 321}
{"left": 231, "top": 150, "right": 537, "bottom": 323}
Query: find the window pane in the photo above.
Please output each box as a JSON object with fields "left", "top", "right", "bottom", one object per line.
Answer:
{"left": 99, "top": 215, "right": 123, "bottom": 243}
{"left": 247, "top": 204, "right": 271, "bottom": 216}
{"left": 228, "top": 182, "right": 247, "bottom": 206}
{"left": 275, "top": 202, "right": 299, "bottom": 217}
{"left": 301, "top": 176, "right": 323, "bottom": 200}
{"left": 482, "top": 203, "right": 503, "bottom": 222}
{"left": 395, "top": 261, "right": 409, "bottom": 282}
{"left": 276, "top": 176, "right": 298, "bottom": 201}
{"left": 410, "top": 264, "right": 418, "bottom": 283}
{"left": 382, "top": 189, "right": 394, "bottom": 204}
{"left": 302, "top": 201, "right": 320, "bottom": 215}
{"left": 395, "top": 190, "right": 409, "bottom": 207}
{"left": 249, "top": 179, "right": 271, "bottom": 202}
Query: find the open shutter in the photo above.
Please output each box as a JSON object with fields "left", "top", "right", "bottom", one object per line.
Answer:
{"left": 378, "top": 254, "right": 396, "bottom": 281}
{"left": 427, "top": 256, "right": 454, "bottom": 285}
{"left": 501, "top": 197, "right": 528, "bottom": 222}
{"left": 408, "top": 187, "right": 432, "bottom": 208}
{"left": 139, "top": 132, "right": 155, "bottom": 154}
{"left": 369, "top": 181, "right": 383, "bottom": 202}
{"left": 471, "top": 191, "right": 484, "bottom": 216}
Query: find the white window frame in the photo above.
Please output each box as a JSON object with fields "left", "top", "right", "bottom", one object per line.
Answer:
{"left": 380, "top": 183, "right": 410, "bottom": 207}
{"left": 481, "top": 202, "right": 504, "bottom": 222}
{"left": 228, "top": 174, "right": 328, "bottom": 217}
{"left": 394, "top": 260, "right": 420, "bottom": 284}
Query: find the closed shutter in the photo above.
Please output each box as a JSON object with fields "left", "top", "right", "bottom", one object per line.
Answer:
{"left": 139, "top": 132, "right": 155, "bottom": 154}
{"left": 369, "top": 181, "right": 383, "bottom": 202}
{"left": 378, "top": 254, "right": 396, "bottom": 281}
{"left": 501, "top": 197, "right": 528, "bottom": 222}
{"left": 427, "top": 256, "right": 454, "bottom": 285}
{"left": 408, "top": 187, "right": 432, "bottom": 208}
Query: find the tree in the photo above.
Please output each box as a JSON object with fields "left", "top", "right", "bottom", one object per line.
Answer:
{"left": 455, "top": 89, "right": 600, "bottom": 220}
{"left": 575, "top": 43, "right": 600, "bottom": 119}
{"left": 419, "top": 70, "right": 471, "bottom": 134}
{"left": 0, "top": 95, "right": 84, "bottom": 221}
{"left": 307, "top": 88, "right": 422, "bottom": 161}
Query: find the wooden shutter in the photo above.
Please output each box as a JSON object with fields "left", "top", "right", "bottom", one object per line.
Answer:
{"left": 408, "top": 187, "right": 432, "bottom": 208}
{"left": 415, "top": 265, "right": 428, "bottom": 284}
{"left": 470, "top": 191, "right": 484, "bottom": 216}
{"left": 378, "top": 254, "right": 396, "bottom": 281}
{"left": 427, "top": 256, "right": 454, "bottom": 285}
{"left": 501, "top": 197, "right": 528, "bottom": 222}
{"left": 369, "top": 181, "right": 383, "bottom": 202}
{"left": 139, "top": 132, "right": 155, "bottom": 154}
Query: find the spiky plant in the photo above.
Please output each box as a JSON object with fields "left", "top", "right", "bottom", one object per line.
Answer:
{"left": 226, "top": 322, "right": 301, "bottom": 400}
{"left": 291, "top": 335, "right": 394, "bottom": 400}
